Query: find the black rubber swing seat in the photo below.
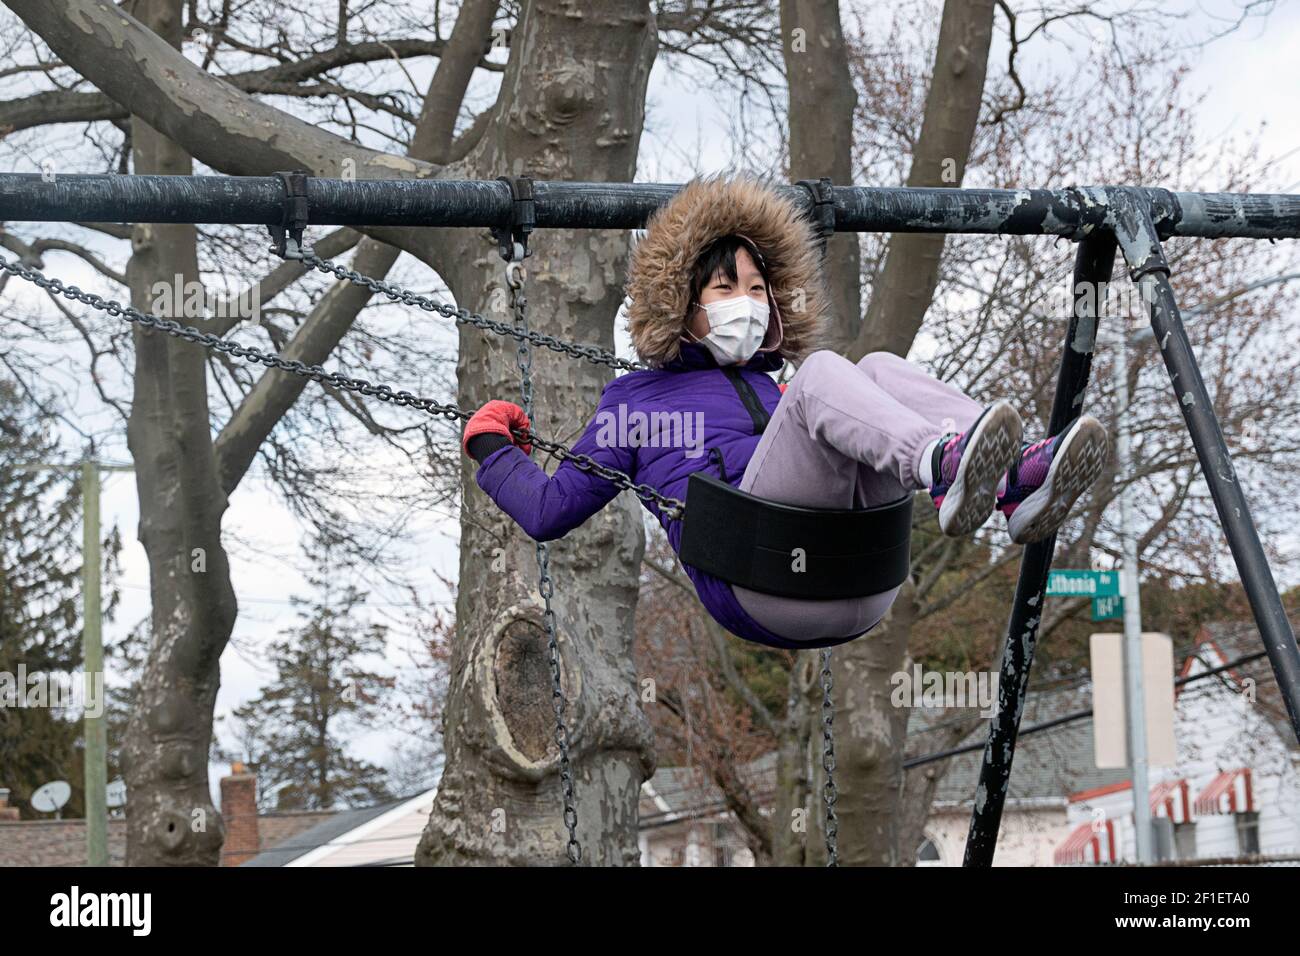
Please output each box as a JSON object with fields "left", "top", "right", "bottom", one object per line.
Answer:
{"left": 678, "top": 473, "right": 914, "bottom": 600}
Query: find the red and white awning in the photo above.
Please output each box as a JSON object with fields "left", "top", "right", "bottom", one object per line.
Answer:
{"left": 1148, "top": 779, "right": 1191, "bottom": 823}
{"left": 1193, "top": 768, "right": 1254, "bottom": 815}
{"left": 1054, "top": 819, "right": 1118, "bottom": 865}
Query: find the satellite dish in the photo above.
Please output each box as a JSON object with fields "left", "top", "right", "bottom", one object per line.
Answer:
{"left": 31, "top": 780, "right": 71, "bottom": 818}
{"left": 106, "top": 778, "right": 127, "bottom": 809}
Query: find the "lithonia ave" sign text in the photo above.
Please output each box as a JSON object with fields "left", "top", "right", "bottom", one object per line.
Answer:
{"left": 1045, "top": 569, "right": 1120, "bottom": 598}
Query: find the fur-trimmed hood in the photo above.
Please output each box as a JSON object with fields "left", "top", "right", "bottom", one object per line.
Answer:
{"left": 624, "top": 173, "right": 829, "bottom": 368}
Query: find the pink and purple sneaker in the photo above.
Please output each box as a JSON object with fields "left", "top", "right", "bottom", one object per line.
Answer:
{"left": 996, "top": 414, "right": 1109, "bottom": 544}
{"left": 927, "top": 399, "right": 1024, "bottom": 537}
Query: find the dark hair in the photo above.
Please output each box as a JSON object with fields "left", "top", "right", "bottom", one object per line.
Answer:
{"left": 687, "top": 235, "right": 771, "bottom": 315}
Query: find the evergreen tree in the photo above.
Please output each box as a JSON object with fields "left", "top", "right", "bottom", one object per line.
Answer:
{"left": 0, "top": 378, "right": 120, "bottom": 817}
{"left": 224, "top": 549, "right": 394, "bottom": 810}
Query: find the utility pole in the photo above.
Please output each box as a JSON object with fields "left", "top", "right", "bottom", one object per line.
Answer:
{"left": 24, "top": 455, "right": 131, "bottom": 866}
{"left": 1108, "top": 325, "right": 1154, "bottom": 863}
{"left": 81, "top": 458, "right": 106, "bottom": 867}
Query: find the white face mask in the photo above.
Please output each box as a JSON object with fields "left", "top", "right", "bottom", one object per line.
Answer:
{"left": 690, "top": 293, "right": 770, "bottom": 365}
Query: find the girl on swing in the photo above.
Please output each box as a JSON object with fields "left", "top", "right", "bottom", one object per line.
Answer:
{"left": 462, "top": 175, "right": 1109, "bottom": 650}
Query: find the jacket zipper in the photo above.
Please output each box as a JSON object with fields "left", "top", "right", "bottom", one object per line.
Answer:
{"left": 721, "top": 367, "right": 771, "bottom": 435}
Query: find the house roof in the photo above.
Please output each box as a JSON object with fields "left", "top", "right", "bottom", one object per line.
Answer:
{"left": 1185, "top": 618, "right": 1300, "bottom": 755}
{"left": 241, "top": 801, "right": 396, "bottom": 866}
{"left": 917, "top": 613, "right": 1300, "bottom": 808}
{"left": 911, "top": 683, "right": 1128, "bottom": 806}
{"left": 640, "top": 753, "right": 776, "bottom": 825}
{"left": 241, "top": 791, "right": 435, "bottom": 867}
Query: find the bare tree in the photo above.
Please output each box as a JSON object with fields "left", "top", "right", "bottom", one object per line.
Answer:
{"left": 781, "top": 0, "right": 860, "bottom": 349}
{"left": 1, "top": 0, "right": 658, "bottom": 865}
{"left": 628, "top": 8, "right": 1300, "bottom": 868}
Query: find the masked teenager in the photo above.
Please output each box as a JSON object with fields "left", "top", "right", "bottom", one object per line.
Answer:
{"left": 462, "top": 175, "right": 1110, "bottom": 649}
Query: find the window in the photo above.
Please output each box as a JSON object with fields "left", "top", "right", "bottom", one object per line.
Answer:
{"left": 916, "top": 836, "right": 943, "bottom": 867}
{"left": 1235, "top": 811, "right": 1260, "bottom": 856}
{"left": 1173, "top": 821, "right": 1197, "bottom": 861}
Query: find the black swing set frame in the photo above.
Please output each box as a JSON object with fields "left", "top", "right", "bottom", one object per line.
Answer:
{"left": 4, "top": 171, "right": 1300, "bottom": 867}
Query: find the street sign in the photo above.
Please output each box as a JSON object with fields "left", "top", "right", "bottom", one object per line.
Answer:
{"left": 1046, "top": 569, "right": 1120, "bottom": 598}
{"left": 1092, "top": 594, "right": 1124, "bottom": 621}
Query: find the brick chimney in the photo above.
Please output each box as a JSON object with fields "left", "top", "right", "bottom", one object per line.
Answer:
{"left": 0, "top": 788, "right": 19, "bottom": 821}
{"left": 219, "top": 763, "right": 260, "bottom": 866}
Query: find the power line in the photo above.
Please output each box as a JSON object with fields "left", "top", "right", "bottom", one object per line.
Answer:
{"left": 903, "top": 649, "right": 1270, "bottom": 769}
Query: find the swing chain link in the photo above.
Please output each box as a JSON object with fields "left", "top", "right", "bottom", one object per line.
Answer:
{"left": 297, "top": 250, "right": 683, "bottom": 518}
{"left": 506, "top": 254, "right": 582, "bottom": 865}
{"left": 820, "top": 647, "right": 840, "bottom": 867}
{"left": 0, "top": 253, "right": 478, "bottom": 418}
{"left": 0, "top": 253, "right": 686, "bottom": 521}
{"left": 301, "top": 251, "right": 646, "bottom": 373}
{"left": 295, "top": 249, "right": 685, "bottom": 517}
{"left": 522, "top": 437, "right": 685, "bottom": 520}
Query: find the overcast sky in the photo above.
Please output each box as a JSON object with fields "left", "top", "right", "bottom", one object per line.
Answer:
{"left": 10, "top": 0, "right": 1296, "bottom": 806}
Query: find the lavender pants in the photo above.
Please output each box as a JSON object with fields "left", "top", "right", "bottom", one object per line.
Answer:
{"left": 733, "top": 350, "right": 984, "bottom": 643}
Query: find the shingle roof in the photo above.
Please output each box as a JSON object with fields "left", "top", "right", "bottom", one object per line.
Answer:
{"left": 917, "top": 613, "right": 1300, "bottom": 805}
{"left": 1189, "top": 618, "right": 1300, "bottom": 754}
{"left": 240, "top": 799, "right": 400, "bottom": 867}
{"left": 641, "top": 752, "right": 776, "bottom": 821}
{"left": 912, "top": 683, "right": 1128, "bottom": 805}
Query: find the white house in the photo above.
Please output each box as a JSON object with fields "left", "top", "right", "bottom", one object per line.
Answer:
{"left": 638, "top": 761, "right": 770, "bottom": 866}
{"left": 919, "top": 617, "right": 1300, "bottom": 866}
{"left": 1061, "top": 620, "right": 1300, "bottom": 864}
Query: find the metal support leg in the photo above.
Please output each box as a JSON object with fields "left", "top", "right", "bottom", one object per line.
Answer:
{"left": 1108, "top": 189, "right": 1300, "bottom": 742}
{"left": 963, "top": 231, "right": 1117, "bottom": 866}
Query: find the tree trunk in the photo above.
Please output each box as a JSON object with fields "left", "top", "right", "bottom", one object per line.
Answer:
{"left": 822, "top": 0, "right": 993, "bottom": 867}
{"left": 847, "top": 0, "right": 995, "bottom": 361}
{"left": 8, "top": 0, "right": 505, "bottom": 864}
{"left": 826, "top": 579, "right": 917, "bottom": 865}
{"left": 777, "top": 0, "right": 862, "bottom": 865}
{"left": 15, "top": 0, "right": 654, "bottom": 865}
{"left": 772, "top": 654, "right": 817, "bottom": 865}
{"left": 897, "top": 707, "right": 983, "bottom": 865}
{"left": 415, "top": 0, "right": 658, "bottom": 866}
{"left": 120, "top": 0, "right": 237, "bottom": 866}
{"left": 781, "top": 0, "right": 861, "bottom": 350}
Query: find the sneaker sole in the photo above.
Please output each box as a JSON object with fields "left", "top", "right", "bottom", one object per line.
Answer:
{"left": 938, "top": 400, "right": 1023, "bottom": 537}
{"left": 1007, "top": 415, "right": 1109, "bottom": 544}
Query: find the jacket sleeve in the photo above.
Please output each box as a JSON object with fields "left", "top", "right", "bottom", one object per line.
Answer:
{"left": 473, "top": 381, "right": 633, "bottom": 542}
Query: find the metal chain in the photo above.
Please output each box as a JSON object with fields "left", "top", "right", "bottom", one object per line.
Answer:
{"left": 301, "top": 250, "right": 646, "bottom": 373}
{"left": 506, "top": 253, "right": 582, "bottom": 865}
{"left": 0, "top": 253, "right": 685, "bottom": 520}
{"left": 820, "top": 647, "right": 840, "bottom": 867}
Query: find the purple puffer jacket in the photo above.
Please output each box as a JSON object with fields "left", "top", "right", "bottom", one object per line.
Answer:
{"left": 475, "top": 342, "right": 827, "bottom": 650}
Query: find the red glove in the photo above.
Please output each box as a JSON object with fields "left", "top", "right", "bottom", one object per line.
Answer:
{"left": 463, "top": 399, "right": 532, "bottom": 456}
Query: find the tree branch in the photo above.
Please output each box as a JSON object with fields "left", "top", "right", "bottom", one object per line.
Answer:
{"left": 0, "top": 38, "right": 504, "bottom": 134}
{"left": 4, "top": 0, "right": 432, "bottom": 180}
